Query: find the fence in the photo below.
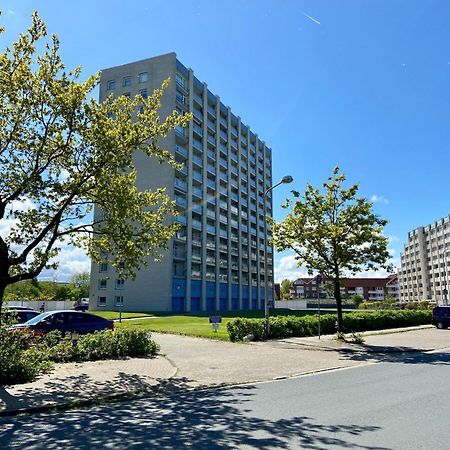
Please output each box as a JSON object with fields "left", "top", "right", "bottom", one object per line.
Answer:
{"left": 6, "top": 300, "right": 77, "bottom": 311}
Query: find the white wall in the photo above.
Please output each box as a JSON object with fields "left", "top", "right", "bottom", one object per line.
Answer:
{"left": 6, "top": 300, "right": 77, "bottom": 311}
{"left": 274, "top": 299, "right": 308, "bottom": 310}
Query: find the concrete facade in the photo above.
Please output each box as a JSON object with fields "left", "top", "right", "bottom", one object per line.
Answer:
{"left": 90, "top": 53, "right": 274, "bottom": 312}
{"left": 399, "top": 214, "right": 450, "bottom": 304}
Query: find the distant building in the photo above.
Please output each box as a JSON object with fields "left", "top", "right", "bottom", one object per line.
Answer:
{"left": 399, "top": 214, "right": 450, "bottom": 304}
{"left": 289, "top": 275, "right": 399, "bottom": 301}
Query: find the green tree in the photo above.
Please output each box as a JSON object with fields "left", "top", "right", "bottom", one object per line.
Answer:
{"left": 352, "top": 294, "right": 364, "bottom": 309}
{"left": 270, "top": 167, "right": 392, "bottom": 333}
{"left": 0, "top": 13, "right": 190, "bottom": 314}
{"left": 70, "top": 271, "right": 90, "bottom": 298}
{"left": 280, "top": 279, "right": 292, "bottom": 299}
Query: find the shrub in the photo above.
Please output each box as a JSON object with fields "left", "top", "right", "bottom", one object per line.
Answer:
{"left": 0, "top": 327, "right": 53, "bottom": 385}
{"left": 1, "top": 328, "right": 160, "bottom": 385}
{"left": 227, "top": 310, "right": 432, "bottom": 341}
{"left": 227, "top": 318, "right": 265, "bottom": 342}
{"left": 403, "top": 301, "right": 432, "bottom": 310}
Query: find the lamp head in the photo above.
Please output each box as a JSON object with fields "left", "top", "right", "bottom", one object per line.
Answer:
{"left": 281, "top": 175, "right": 293, "bottom": 184}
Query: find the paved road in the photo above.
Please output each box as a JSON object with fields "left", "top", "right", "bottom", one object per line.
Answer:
{"left": 1, "top": 350, "right": 449, "bottom": 449}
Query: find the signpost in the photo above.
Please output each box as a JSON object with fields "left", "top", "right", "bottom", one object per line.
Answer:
{"left": 316, "top": 274, "right": 322, "bottom": 339}
{"left": 209, "top": 316, "right": 222, "bottom": 332}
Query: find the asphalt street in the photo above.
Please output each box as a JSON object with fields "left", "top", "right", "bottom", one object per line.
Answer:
{"left": 1, "top": 349, "right": 449, "bottom": 449}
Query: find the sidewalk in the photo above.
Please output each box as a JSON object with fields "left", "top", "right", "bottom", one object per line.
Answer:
{"left": 1, "top": 325, "right": 449, "bottom": 417}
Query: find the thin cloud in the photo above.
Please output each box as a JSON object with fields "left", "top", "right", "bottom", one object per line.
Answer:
{"left": 300, "top": 11, "right": 321, "bottom": 25}
{"left": 371, "top": 195, "right": 389, "bottom": 204}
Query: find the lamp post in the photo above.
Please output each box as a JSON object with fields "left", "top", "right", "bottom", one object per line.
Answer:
{"left": 264, "top": 175, "right": 293, "bottom": 338}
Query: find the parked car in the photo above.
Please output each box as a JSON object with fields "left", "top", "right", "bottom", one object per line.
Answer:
{"left": 9, "top": 310, "right": 114, "bottom": 334}
{"left": 2, "top": 307, "right": 40, "bottom": 324}
{"left": 74, "top": 298, "right": 89, "bottom": 311}
{"left": 432, "top": 306, "right": 450, "bottom": 329}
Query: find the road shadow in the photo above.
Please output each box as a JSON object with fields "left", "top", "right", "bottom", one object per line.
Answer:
{"left": 0, "top": 377, "right": 389, "bottom": 450}
{"left": 336, "top": 345, "right": 450, "bottom": 366}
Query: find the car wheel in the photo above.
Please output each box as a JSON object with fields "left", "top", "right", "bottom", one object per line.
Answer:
{"left": 436, "top": 321, "right": 447, "bottom": 329}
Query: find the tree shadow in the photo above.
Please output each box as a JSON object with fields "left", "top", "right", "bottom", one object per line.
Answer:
{"left": 0, "top": 377, "right": 389, "bottom": 449}
{"left": 0, "top": 357, "right": 167, "bottom": 413}
{"left": 336, "top": 345, "right": 450, "bottom": 366}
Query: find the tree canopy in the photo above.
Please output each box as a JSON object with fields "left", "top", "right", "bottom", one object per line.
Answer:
{"left": 280, "top": 279, "right": 292, "bottom": 299}
{"left": 0, "top": 12, "right": 190, "bottom": 310}
{"left": 270, "top": 167, "right": 392, "bottom": 333}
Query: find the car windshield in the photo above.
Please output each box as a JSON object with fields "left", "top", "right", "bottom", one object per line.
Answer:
{"left": 25, "top": 312, "right": 53, "bottom": 325}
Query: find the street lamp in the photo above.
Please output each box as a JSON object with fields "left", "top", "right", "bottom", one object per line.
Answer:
{"left": 264, "top": 175, "right": 293, "bottom": 338}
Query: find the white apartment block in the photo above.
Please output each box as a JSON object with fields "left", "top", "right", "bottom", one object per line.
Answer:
{"left": 399, "top": 214, "right": 450, "bottom": 304}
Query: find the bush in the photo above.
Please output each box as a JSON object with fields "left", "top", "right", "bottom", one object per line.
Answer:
{"left": 403, "top": 301, "right": 432, "bottom": 310}
{"left": 227, "top": 310, "right": 432, "bottom": 341}
{"left": 0, "top": 327, "right": 160, "bottom": 385}
{"left": 0, "top": 327, "right": 53, "bottom": 384}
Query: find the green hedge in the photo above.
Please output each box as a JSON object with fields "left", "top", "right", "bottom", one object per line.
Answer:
{"left": 227, "top": 310, "right": 432, "bottom": 342}
{"left": 0, "top": 328, "right": 160, "bottom": 385}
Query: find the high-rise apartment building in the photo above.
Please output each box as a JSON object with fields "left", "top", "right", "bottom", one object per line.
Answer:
{"left": 90, "top": 53, "right": 274, "bottom": 312}
{"left": 399, "top": 214, "right": 450, "bottom": 304}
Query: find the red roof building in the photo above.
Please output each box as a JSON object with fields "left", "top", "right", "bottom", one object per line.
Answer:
{"left": 290, "top": 274, "right": 399, "bottom": 301}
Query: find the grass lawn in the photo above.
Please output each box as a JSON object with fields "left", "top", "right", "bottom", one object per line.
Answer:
{"left": 92, "top": 311, "right": 156, "bottom": 320}
{"left": 98, "top": 309, "right": 319, "bottom": 341}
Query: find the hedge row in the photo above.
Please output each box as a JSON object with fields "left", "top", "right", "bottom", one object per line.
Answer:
{"left": 227, "top": 310, "right": 432, "bottom": 342}
{"left": 0, "top": 328, "right": 159, "bottom": 385}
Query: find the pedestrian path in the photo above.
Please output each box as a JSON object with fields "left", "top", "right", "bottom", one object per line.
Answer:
{"left": 1, "top": 326, "right": 448, "bottom": 417}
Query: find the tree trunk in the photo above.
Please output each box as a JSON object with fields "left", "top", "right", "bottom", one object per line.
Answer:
{"left": 0, "top": 282, "right": 6, "bottom": 325}
{"left": 333, "top": 279, "right": 344, "bottom": 334}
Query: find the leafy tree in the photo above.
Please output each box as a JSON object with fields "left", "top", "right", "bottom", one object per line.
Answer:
{"left": 280, "top": 279, "right": 292, "bottom": 299}
{"left": 352, "top": 294, "right": 364, "bottom": 309}
{"left": 70, "top": 271, "right": 90, "bottom": 298}
{"left": 270, "top": 167, "right": 392, "bottom": 333}
{"left": 0, "top": 13, "right": 190, "bottom": 313}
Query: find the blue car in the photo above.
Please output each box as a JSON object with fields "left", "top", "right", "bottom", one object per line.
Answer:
{"left": 9, "top": 310, "right": 114, "bottom": 334}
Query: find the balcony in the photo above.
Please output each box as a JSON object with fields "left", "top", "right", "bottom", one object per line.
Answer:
{"left": 207, "top": 119, "right": 216, "bottom": 132}
{"left": 193, "top": 155, "right": 203, "bottom": 168}
{"left": 175, "top": 196, "right": 187, "bottom": 207}
{"left": 193, "top": 93, "right": 203, "bottom": 106}
{"left": 193, "top": 139, "right": 202, "bottom": 151}
{"left": 206, "top": 241, "right": 215, "bottom": 249}
{"left": 192, "top": 172, "right": 202, "bottom": 183}
{"left": 192, "top": 219, "right": 202, "bottom": 230}
{"left": 207, "top": 106, "right": 216, "bottom": 118}
{"left": 193, "top": 123, "right": 203, "bottom": 138}
{"left": 174, "top": 178, "right": 187, "bottom": 191}
{"left": 175, "top": 145, "right": 188, "bottom": 158}
{"left": 207, "top": 134, "right": 216, "bottom": 147}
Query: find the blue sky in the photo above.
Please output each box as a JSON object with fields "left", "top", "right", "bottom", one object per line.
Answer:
{"left": 1, "top": 0, "right": 449, "bottom": 281}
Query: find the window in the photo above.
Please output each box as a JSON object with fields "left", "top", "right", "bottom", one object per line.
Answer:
{"left": 140, "top": 89, "right": 148, "bottom": 99}
{"left": 98, "top": 296, "right": 107, "bottom": 306}
{"left": 99, "top": 279, "right": 107, "bottom": 290}
{"left": 123, "top": 76, "right": 132, "bottom": 87}
{"left": 138, "top": 72, "right": 148, "bottom": 83}
{"left": 115, "top": 295, "right": 124, "bottom": 306}
{"left": 116, "top": 279, "right": 125, "bottom": 290}
{"left": 107, "top": 80, "right": 116, "bottom": 90}
{"left": 99, "top": 263, "right": 108, "bottom": 273}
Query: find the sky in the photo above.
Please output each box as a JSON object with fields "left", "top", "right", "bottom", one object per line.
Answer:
{"left": 1, "top": 0, "right": 449, "bottom": 282}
